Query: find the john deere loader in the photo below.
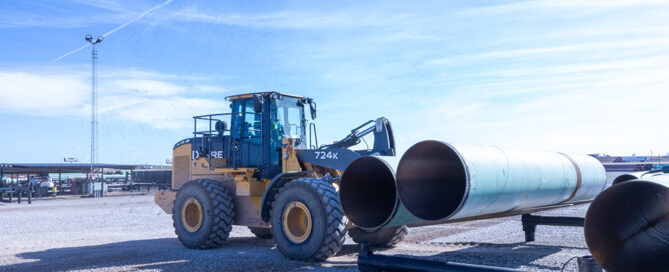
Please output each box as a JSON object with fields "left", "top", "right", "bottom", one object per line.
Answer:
{"left": 155, "top": 92, "right": 407, "bottom": 261}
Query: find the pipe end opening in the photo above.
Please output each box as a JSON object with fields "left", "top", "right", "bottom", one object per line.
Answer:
{"left": 340, "top": 156, "right": 398, "bottom": 229}
{"left": 396, "top": 141, "right": 467, "bottom": 221}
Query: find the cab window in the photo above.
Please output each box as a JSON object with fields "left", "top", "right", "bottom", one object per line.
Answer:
{"left": 243, "top": 100, "right": 261, "bottom": 143}
{"left": 272, "top": 98, "right": 304, "bottom": 140}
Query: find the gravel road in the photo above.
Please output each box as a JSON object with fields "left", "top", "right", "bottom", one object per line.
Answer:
{"left": 1, "top": 173, "right": 623, "bottom": 271}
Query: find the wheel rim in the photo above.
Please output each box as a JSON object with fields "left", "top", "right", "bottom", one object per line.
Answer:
{"left": 282, "top": 201, "right": 312, "bottom": 244}
{"left": 181, "top": 197, "right": 203, "bottom": 232}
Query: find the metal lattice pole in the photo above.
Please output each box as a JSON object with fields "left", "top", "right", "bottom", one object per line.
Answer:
{"left": 91, "top": 44, "right": 98, "bottom": 181}
{"left": 86, "top": 34, "right": 103, "bottom": 195}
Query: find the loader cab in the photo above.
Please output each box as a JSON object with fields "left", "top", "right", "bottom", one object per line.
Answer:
{"left": 226, "top": 92, "right": 314, "bottom": 178}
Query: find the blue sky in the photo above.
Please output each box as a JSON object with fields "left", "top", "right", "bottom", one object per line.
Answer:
{"left": 1, "top": 0, "right": 668, "bottom": 164}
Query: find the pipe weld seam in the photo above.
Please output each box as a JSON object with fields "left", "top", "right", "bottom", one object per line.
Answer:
{"left": 558, "top": 152, "right": 582, "bottom": 203}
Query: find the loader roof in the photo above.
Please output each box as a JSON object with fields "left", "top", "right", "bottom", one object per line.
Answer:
{"left": 225, "top": 92, "right": 303, "bottom": 101}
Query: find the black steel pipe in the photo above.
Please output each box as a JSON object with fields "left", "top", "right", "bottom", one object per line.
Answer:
{"left": 611, "top": 170, "right": 666, "bottom": 185}
{"left": 611, "top": 172, "right": 642, "bottom": 185}
{"left": 584, "top": 174, "right": 669, "bottom": 271}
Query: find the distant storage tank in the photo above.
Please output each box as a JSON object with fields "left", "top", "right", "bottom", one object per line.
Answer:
{"left": 584, "top": 174, "right": 669, "bottom": 271}
{"left": 340, "top": 140, "right": 607, "bottom": 230}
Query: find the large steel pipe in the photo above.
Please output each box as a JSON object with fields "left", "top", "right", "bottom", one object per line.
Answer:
{"left": 395, "top": 141, "right": 607, "bottom": 222}
{"left": 584, "top": 174, "right": 669, "bottom": 271}
{"left": 340, "top": 156, "right": 419, "bottom": 230}
{"left": 611, "top": 170, "right": 666, "bottom": 185}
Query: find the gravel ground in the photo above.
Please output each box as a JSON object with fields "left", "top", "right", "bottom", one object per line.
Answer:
{"left": 0, "top": 173, "right": 623, "bottom": 272}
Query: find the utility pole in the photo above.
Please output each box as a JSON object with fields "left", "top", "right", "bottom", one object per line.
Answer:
{"left": 86, "top": 34, "right": 103, "bottom": 195}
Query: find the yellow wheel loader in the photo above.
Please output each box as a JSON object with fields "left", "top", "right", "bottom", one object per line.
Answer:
{"left": 155, "top": 92, "right": 407, "bottom": 261}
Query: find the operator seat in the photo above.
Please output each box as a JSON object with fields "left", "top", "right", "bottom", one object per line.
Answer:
{"left": 215, "top": 121, "right": 227, "bottom": 136}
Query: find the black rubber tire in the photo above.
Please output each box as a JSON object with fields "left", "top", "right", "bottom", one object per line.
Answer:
{"left": 348, "top": 225, "right": 409, "bottom": 247}
{"left": 248, "top": 227, "right": 273, "bottom": 239}
{"left": 270, "top": 178, "right": 347, "bottom": 261}
{"left": 173, "top": 179, "right": 234, "bottom": 249}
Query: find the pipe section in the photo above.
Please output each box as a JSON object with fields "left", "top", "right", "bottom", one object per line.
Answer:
{"left": 395, "top": 141, "right": 606, "bottom": 222}
{"left": 340, "top": 156, "right": 419, "bottom": 230}
{"left": 612, "top": 170, "right": 667, "bottom": 185}
{"left": 584, "top": 174, "right": 669, "bottom": 271}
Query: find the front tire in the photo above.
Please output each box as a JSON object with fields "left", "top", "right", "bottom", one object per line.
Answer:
{"left": 348, "top": 225, "right": 409, "bottom": 247}
{"left": 270, "top": 178, "right": 347, "bottom": 261}
{"left": 173, "top": 179, "right": 235, "bottom": 249}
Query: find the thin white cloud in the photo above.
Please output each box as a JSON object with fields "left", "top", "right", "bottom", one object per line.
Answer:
{"left": 165, "top": 7, "right": 410, "bottom": 29}
{"left": 0, "top": 72, "right": 89, "bottom": 116}
{"left": 0, "top": 68, "right": 231, "bottom": 130}
{"left": 462, "top": 0, "right": 669, "bottom": 16}
{"left": 104, "top": 96, "right": 226, "bottom": 129}
{"left": 111, "top": 79, "right": 185, "bottom": 96}
{"left": 51, "top": 0, "right": 174, "bottom": 63}
{"left": 465, "top": 56, "right": 669, "bottom": 78}
{"left": 101, "top": 0, "right": 173, "bottom": 37}
{"left": 49, "top": 44, "right": 90, "bottom": 64}
{"left": 0, "top": 9, "right": 126, "bottom": 28}
{"left": 71, "top": 0, "right": 135, "bottom": 13}
{"left": 428, "top": 38, "right": 669, "bottom": 65}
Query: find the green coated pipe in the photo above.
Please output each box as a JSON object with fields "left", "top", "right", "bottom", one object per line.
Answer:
{"left": 339, "top": 156, "right": 420, "bottom": 230}
{"left": 395, "top": 141, "right": 607, "bottom": 222}
{"left": 340, "top": 140, "right": 607, "bottom": 230}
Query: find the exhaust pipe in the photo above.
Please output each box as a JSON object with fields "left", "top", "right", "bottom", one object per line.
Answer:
{"left": 340, "top": 156, "right": 419, "bottom": 230}
{"left": 395, "top": 140, "right": 606, "bottom": 222}
{"left": 584, "top": 174, "right": 669, "bottom": 271}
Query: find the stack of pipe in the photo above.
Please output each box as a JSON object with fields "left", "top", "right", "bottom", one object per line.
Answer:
{"left": 584, "top": 173, "right": 669, "bottom": 271}
{"left": 340, "top": 140, "right": 607, "bottom": 230}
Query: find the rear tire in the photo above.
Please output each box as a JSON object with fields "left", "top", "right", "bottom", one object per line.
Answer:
{"left": 270, "top": 178, "right": 347, "bottom": 261}
{"left": 348, "top": 225, "right": 408, "bottom": 247}
{"left": 248, "top": 227, "right": 273, "bottom": 239}
{"left": 173, "top": 179, "right": 234, "bottom": 249}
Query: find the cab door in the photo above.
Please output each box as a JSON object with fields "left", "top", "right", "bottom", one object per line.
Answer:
{"left": 230, "top": 99, "right": 263, "bottom": 168}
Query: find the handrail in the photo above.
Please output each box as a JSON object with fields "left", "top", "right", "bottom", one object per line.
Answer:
{"left": 193, "top": 112, "right": 264, "bottom": 136}
{"left": 193, "top": 112, "right": 233, "bottom": 119}
{"left": 191, "top": 111, "right": 264, "bottom": 170}
{"left": 309, "top": 123, "right": 318, "bottom": 149}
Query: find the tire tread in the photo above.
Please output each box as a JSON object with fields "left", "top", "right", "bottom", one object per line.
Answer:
{"left": 348, "top": 225, "right": 409, "bottom": 247}
{"left": 270, "top": 178, "right": 347, "bottom": 261}
{"left": 172, "top": 179, "right": 235, "bottom": 249}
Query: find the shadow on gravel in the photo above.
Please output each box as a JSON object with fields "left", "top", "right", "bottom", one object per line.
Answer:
{"left": 4, "top": 237, "right": 356, "bottom": 272}
{"left": 402, "top": 242, "right": 573, "bottom": 271}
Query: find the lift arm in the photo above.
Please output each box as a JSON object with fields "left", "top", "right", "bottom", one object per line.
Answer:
{"left": 320, "top": 117, "right": 395, "bottom": 156}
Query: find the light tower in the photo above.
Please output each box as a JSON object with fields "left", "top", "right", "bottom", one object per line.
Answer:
{"left": 86, "top": 34, "right": 103, "bottom": 188}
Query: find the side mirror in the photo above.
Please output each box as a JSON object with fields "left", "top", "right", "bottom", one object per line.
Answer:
{"left": 253, "top": 94, "right": 264, "bottom": 113}
{"left": 309, "top": 100, "right": 317, "bottom": 119}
